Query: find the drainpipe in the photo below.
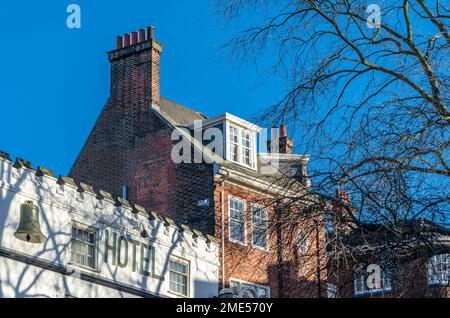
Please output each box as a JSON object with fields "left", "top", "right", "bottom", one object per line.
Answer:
{"left": 221, "top": 171, "right": 231, "bottom": 289}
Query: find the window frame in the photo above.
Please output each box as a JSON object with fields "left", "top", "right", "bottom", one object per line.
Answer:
{"left": 228, "top": 196, "right": 248, "bottom": 246}
{"left": 327, "top": 283, "right": 338, "bottom": 298}
{"left": 225, "top": 123, "right": 256, "bottom": 170}
{"left": 297, "top": 230, "right": 309, "bottom": 254}
{"left": 241, "top": 129, "right": 253, "bottom": 167}
{"left": 428, "top": 253, "right": 450, "bottom": 286}
{"left": 69, "top": 222, "right": 99, "bottom": 271}
{"left": 251, "top": 204, "right": 269, "bottom": 251}
{"left": 353, "top": 264, "right": 367, "bottom": 296}
{"left": 228, "top": 125, "right": 239, "bottom": 163}
{"left": 168, "top": 256, "right": 190, "bottom": 298}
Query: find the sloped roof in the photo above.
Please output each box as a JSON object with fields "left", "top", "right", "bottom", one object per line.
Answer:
{"left": 156, "top": 97, "right": 307, "bottom": 193}
{"left": 160, "top": 97, "right": 207, "bottom": 126}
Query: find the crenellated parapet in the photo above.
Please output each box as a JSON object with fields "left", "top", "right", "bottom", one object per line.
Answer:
{"left": 0, "top": 151, "right": 218, "bottom": 256}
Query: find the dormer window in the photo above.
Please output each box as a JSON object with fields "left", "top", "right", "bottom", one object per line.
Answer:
{"left": 227, "top": 124, "right": 256, "bottom": 169}
{"left": 191, "top": 113, "right": 260, "bottom": 170}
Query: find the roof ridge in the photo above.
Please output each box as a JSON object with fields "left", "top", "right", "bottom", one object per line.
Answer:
{"left": 0, "top": 150, "right": 217, "bottom": 244}
{"left": 160, "top": 96, "right": 208, "bottom": 119}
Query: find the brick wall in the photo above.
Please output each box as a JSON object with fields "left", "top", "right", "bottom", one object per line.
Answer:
{"left": 331, "top": 255, "right": 450, "bottom": 298}
{"left": 214, "top": 180, "right": 327, "bottom": 298}
{"left": 71, "top": 103, "right": 216, "bottom": 234}
{"left": 70, "top": 33, "right": 162, "bottom": 199}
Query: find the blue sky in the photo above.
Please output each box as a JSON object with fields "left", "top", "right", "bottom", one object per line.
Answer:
{"left": 0, "top": 1, "right": 285, "bottom": 176}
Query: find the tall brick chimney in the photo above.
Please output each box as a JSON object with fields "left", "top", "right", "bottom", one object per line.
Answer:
{"left": 109, "top": 26, "right": 163, "bottom": 110}
{"left": 332, "top": 189, "right": 353, "bottom": 235}
{"left": 70, "top": 26, "right": 165, "bottom": 203}
{"left": 268, "top": 124, "right": 294, "bottom": 154}
{"left": 335, "top": 189, "right": 350, "bottom": 203}
{"left": 279, "top": 124, "right": 294, "bottom": 154}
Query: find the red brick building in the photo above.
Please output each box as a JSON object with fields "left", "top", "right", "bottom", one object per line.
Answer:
{"left": 327, "top": 193, "right": 450, "bottom": 298}
{"left": 69, "top": 27, "right": 327, "bottom": 298}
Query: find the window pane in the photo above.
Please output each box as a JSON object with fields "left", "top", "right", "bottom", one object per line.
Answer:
{"left": 88, "top": 245, "right": 95, "bottom": 257}
{"left": 252, "top": 206, "right": 268, "bottom": 248}
{"left": 229, "top": 198, "right": 246, "bottom": 243}
{"left": 230, "top": 222, "right": 245, "bottom": 242}
{"left": 327, "top": 284, "right": 338, "bottom": 298}
{"left": 253, "top": 229, "right": 267, "bottom": 248}
{"left": 169, "top": 259, "right": 189, "bottom": 296}
{"left": 70, "top": 225, "right": 97, "bottom": 269}
{"left": 429, "top": 254, "right": 450, "bottom": 285}
{"left": 230, "top": 127, "right": 238, "bottom": 143}
{"left": 297, "top": 231, "right": 308, "bottom": 254}
{"left": 243, "top": 151, "right": 250, "bottom": 165}
{"left": 252, "top": 207, "right": 268, "bottom": 226}
{"left": 229, "top": 144, "right": 238, "bottom": 162}
{"left": 241, "top": 130, "right": 252, "bottom": 166}
{"left": 231, "top": 210, "right": 245, "bottom": 221}
{"left": 229, "top": 126, "right": 239, "bottom": 162}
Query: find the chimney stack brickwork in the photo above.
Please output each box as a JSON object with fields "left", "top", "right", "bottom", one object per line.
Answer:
{"left": 279, "top": 124, "right": 294, "bottom": 155}
{"left": 109, "top": 27, "right": 163, "bottom": 108}
{"left": 267, "top": 125, "right": 294, "bottom": 155}
{"left": 70, "top": 27, "right": 216, "bottom": 234}
{"left": 70, "top": 27, "right": 164, "bottom": 209}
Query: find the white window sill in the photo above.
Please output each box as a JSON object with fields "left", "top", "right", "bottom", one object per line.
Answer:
{"left": 226, "top": 159, "right": 257, "bottom": 171}
{"left": 67, "top": 262, "right": 101, "bottom": 274}
{"left": 229, "top": 238, "right": 248, "bottom": 247}
{"left": 252, "top": 244, "right": 270, "bottom": 252}
{"left": 167, "top": 290, "right": 189, "bottom": 298}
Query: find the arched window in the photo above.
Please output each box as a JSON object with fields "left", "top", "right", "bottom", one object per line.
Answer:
{"left": 428, "top": 254, "right": 450, "bottom": 286}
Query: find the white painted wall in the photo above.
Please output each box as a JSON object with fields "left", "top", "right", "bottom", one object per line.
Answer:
{"left": 0, "top": 157, "right": 219, "bottom": 298}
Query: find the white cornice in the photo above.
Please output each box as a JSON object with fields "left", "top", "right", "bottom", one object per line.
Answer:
{"left": 214, "top": 164, "right": 311, "bottom": 199}
{"left": 259, "top": 153, "right": 310, "bottom": 163}
{"left": 188, "top": 113, "right": 262, "bottom": 132}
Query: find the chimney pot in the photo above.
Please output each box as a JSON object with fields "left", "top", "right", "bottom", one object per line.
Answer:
{"left": 277, "top": 124, "right": 293, "bottom": 154}
{"left": 281, "top": 124, "right": 287, "bottom": 138}
{"left": 116, "top": 36, "right": 123, "bottom": 49}
{"left": 131, "top": 32, "right": 138, "bottom": 45}
{"left": 148, "top": 26, "right": 155, "bottom": 40}
{"left": 336, "top": 189, "right": 350, "bottom": 202}
{"left": 139, "top": 29, "right": 146, "bottom": 43}
{"left": 124, "top": 34, "right": 131, "bottom": 47}
{"left": 108, "top": 26, "right": 162, "bottom": 109}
